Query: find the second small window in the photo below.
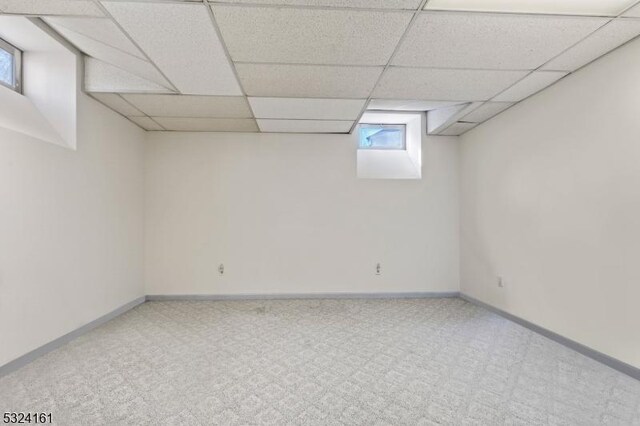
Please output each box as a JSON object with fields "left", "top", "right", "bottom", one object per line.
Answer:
{"left": 358, "top": 124, "right": 406, "bottom": 150}
{"left": 0, "top": 37, "right": 22, "bottom": 93}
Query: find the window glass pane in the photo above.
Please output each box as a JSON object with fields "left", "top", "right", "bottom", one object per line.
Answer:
{"left": 0, "top": 46, "right": 14, "bottom": 88}
{"left": 359, "top": 124, "right": 406, "bottom": 150}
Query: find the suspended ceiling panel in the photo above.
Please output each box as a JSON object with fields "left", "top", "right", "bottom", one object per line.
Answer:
{"left": 212, "top": 6, "right": 413, "bottom": 65}
{"left": 121, "top": 95, "right": 253, "bottom": 118}
{"left": 624, "top": 4, "right": 640, "bottom": 17}
{"left": 493, "top": 71, "right": 568, "bottom": 102}
{"left": 128, "top": 116, "right": 164, "bottom": 131}
{"left": 427, "top": 103, "right": 476, "bottom": 134}
{"left": 367, "top": 99, "right": 463, "bottom": 111}
{"left": 45, "top": 17, "right": 144, "bottom": 58}
{"left": 51, "top": 24, "right": 172, "bottom": 88}
{"left": 439, "top": 122, "right": 478, "bottom": 136}
{"left": 424, "top": 0, "right": 638, "bottom": 16}
{"left": 210, "top": 0, "right": 422, "bottom": 9}
{"left": 236, "top": 64, "right": 383, "bottom": 98}
{"left": 12, "top": 0, "right": 638, "bottom": 132}
{"left": 374, "top": 68, "right": 528, "bottom": 101}
{"left": 153, "top": 117, "right": 259, "bottom": 132}
{"left": 249, "top": 98, "right": 365, "bottom": 120}
{"left": 91, "top": 93, "right": 144, "bottom": 117}
{"left": 257, "top": 119, "right": 354, "bottom": 133}
{"left": 0, "top": 0, "right": 104, "bottom": 16}
{"left": 461, "top": 102, "right": 513, "bottom": 123}
{"left": 393, "top": 13, "right": 607, "bottom": 70}
{"left": 103, "top": 1, "right": 243, "bottom": 95}
{"left": 84, "top": 58, "right": 174, "bottom": 93}
{"left": 543, "top": 19, "right": 640, "bottom": 71}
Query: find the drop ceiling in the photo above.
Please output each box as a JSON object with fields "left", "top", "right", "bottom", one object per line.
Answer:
{"left": 2, "top": 0, "right": 640, "bottom": 135}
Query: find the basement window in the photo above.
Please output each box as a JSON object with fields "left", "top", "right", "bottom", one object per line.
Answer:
{"left": 356, "top": 113, "right": 422, "bottom": 180}
{"left": 0, "top": 37, "right": 22, "bottom": 93}
{"left": 359, "top": 124, "right": 406, "bottom": 150}
{"left": 1, "top": 16, "right": 78, "bottom": 148}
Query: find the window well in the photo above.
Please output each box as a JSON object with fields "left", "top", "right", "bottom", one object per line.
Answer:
{"left": 356, "top": 113, "right": 423, "bottom": 180}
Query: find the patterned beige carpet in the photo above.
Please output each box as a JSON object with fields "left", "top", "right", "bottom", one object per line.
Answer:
{"left": 1, "top": 298, "right": 639, "bottom": 425}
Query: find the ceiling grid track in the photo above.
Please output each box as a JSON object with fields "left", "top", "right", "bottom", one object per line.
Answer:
{"left": 203, "top": 0, "right": 259, "bottom": 128}
{"left": 451, "top": 0, "right": 640, "bottom": 131}
{"left": 118, "top": 92, "right": 169, "bottom": 130}
{"left": 347, "top": 0, "right": 432, "bottom": 134}
{"left": 89, "top": 0, "right": 181, "bottom": 93}
{"left": 6, "top": 0, "right": 640, "bottom": 133}
{"left": 47, "top": 20, "right": 147, "bottom": 61}
{"left": 88, "top": 93, "right": 168, "bottom": 130}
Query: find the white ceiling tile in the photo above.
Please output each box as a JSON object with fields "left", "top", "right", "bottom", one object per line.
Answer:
{"left": 45, "top": 17, "right": 144, "bottom": 58}
{"left": 493, "top": 71, "right": 568, "bottom": 102}
{"left": 0, "top": 0, "right": 104, "bottom": 16}
{"left": 359, "top": 111, "right": 422, "bottom": 125}
{"left": 439, "top": 122, "right": 477, "bottom": 136}
{"left": 212, "top": 6, "right": 412, "bottom": 65}
{"left": 84, "top": 57, "right": 174, "bottom": 93}
{"left": 103, "top": 1, "right": 243, "bottom": 96}
{"left": 153, "top": 117, "right": 259, "bottom": 132}
{"left": 249, "top": 97, "right": 365, "bottom": 120}
{"left": 236, "top": 64, "right": 383, "bottom": 98}
{"left": 257, "top": 119, "right": 353, "bottom": 133}
{"left": 461, "top": 102, "right": 513, "bottom": 123}
{"left": 425, "top": 0, "right": 637, "bottom": 16}
{"left": 51, "top": 25, "right": 172, "bottom": 88}
{"left": 121, "top": 94, "right": 252, "bottom": 118}
{"left": 542, "top": 19, "right": 640, "bottom": 71}
{"left": 374, "top": 68, "right": 528, "bottom": 101}
{"left": 91, "top": 93, "right": 144, "bottom": 116}
{"left": 623, "top": 3, "right": 640, "bottom": 16}
{"left": 368, "top": 99, "right": 463, "bottom": 111}
{"left": 128, "top": 116, "right": 164, "bottom": 131}
{"left": 211, "top": 0, "right": 421, "bottom": 9}
{"left": 427, "top": 102, "right": 479, "bottom": 133}
{"left": 393, "top": 13, "right": 607, "bottom": 69}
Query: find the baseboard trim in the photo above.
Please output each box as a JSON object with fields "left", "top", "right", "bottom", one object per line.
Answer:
{"left": 0, "top": 296, "right": 145, "bottom": 378}
{"left": 460, "top": 293, "right": 640, "bottom": 381}
{"left": 145, "top": 291, "right": 460, "bottom": 301}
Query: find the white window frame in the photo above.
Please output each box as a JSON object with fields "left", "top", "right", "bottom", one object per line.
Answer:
{"left": 358, "top": 123, "right": 407, "bottom": 151}
{"left": 0, "top": 36, "right": 22, "bottom": 93}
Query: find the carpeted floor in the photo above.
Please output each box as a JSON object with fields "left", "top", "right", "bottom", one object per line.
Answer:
{"left": 1, "top": 298, "right": 639, "bottom": 425}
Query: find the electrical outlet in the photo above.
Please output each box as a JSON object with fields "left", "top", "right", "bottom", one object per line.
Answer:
{"left": 376, "top": 263, "right": 381, "bottom": 275}
{"left": 497, "top": 276, "right": 504, "bottom": 288}
{"left": 218, "top": 264, "right": 224, "bottom": 275}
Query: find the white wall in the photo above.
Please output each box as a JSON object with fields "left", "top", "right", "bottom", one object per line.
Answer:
{"left": 145, "top": 132, "right": 459, "bottom": 296}
{"left": 459, "top": 38, "right": 640, "bottom": 368}
{"left": 0, "top": 94, "right": 145, "bottom": 367}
